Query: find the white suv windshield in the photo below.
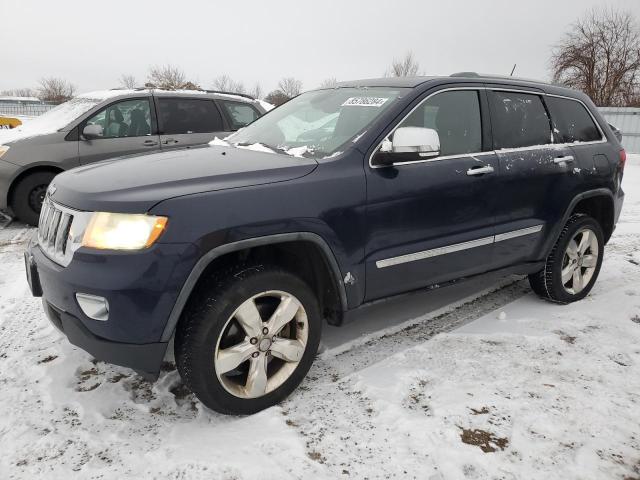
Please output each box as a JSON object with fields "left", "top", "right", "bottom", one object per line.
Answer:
{"left": 226, "top": 87, "right": 406, "bottom": 158}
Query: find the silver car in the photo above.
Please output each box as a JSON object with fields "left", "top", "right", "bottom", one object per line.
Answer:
{"left": 0, "top": 89, "right": 268, "bottom": 225}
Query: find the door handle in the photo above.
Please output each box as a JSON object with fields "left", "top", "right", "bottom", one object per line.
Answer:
{"left": 466, "top": 165, "right": 494, "bottom": 176}
{"left": 143, "top": 140, "right": 158, "bottom": 147}
{"left": 163, "top": 138, "right": 179, "bottom": 145}
{"left": 553, "top": 155, "right": 574, "bottom": 164}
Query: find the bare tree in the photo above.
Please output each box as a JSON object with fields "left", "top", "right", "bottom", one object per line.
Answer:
{"left": 1, "top": 88, "right": 38, "bottom": 98}
{"left": 38, "top": 77, "right": 75, "bottom": 104}
{"left": 278, "top": 77, "right": 302, "bottom": 98}
{"left": 248, "top": 83, "right": 263, "bottom": 99}
{"left": 212, "top": 75, "right": 246, "bottom": 94}
{"left": 319, "top": 77, "right": 338, "bottom": 88}
{"left": 120, "top": 74, "right": 137, "bottom": 89}
{"left": 551, "top": 8, "right": 640, "bottom": 106}
{"left": 147, "top": 65, "right": 192, "bottom": 90}
{"left": 264, "top": 90, "right": 290, "bottom": 106}
{"left": 386, "top": 51, "right": 420, "bottom": 77}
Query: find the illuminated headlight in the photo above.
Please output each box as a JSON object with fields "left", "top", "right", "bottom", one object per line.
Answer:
{"left": 82, "top": 212, "right": 168, "bottom": 250}
{"left": 0, "top": 145, "right": 9, "bottom": 159}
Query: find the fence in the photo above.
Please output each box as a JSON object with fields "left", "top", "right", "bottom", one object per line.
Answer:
{"left": 0, "top": 103, "right": 55, "bottom": 117}
{"left": 599, "top": 107, "right": 640, "bottom": 154}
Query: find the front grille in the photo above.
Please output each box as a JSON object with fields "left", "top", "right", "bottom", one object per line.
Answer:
{"left": 38, "top": 198, "right": 74, "bottom": 265}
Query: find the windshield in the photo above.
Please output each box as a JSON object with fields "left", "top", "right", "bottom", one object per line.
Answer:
{"left": 226, "top": 87, "right": 406, "bottom": 158}
{"left": 0, "top": 96, "right": 107, "bottom": 145}
{"left": 28, "top": 97, "right": 104, "bottom": 130}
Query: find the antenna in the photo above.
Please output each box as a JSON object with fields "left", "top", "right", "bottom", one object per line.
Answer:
{"left": 510, "top": 64, "right": 517, "bottom": 76}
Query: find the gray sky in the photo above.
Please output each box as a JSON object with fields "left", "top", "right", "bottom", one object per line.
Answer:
{"left": 1, "top": 0, "right": 639, "bottom": 96}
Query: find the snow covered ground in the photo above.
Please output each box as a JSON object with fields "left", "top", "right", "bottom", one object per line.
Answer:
{"left": 0, "top": 157, "right": 639, "bottom": 479}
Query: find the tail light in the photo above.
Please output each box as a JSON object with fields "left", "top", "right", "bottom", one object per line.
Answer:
{"left": 619, "top": 149, "right": 627, "bottom": 171}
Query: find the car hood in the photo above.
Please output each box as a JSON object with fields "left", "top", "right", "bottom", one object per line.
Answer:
{"left": 50, "top": 145, "right": 318, "bottom": 213}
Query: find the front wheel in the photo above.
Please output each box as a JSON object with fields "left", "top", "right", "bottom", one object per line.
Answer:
{"left": 175, "top": 265, "right": 321, "bottom": 415}
{"left": 11, "top": 171, "right": 57, "bottom": 226}
{"left": 529, "top": 214, "right": 604, "bottom": 304}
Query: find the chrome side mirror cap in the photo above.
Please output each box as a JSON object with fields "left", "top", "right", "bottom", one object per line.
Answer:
{"left": 391, "top": 127, "right": 440, "bottom": 157}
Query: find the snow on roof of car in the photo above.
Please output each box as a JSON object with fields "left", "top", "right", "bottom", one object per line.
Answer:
{"left": 76, "top": 89, "right": 146, "bottom": 100}
{"left": 257, "top": 100, "right": 274, "bottom": 111}
{"left": 0, "top": 96, "right": 43, "bottom": 103}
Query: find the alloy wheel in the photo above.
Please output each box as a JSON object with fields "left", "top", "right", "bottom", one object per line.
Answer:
{"left": 214, "top": 290, "right": 308, "bottom": 399}
{"left": 561, "top": 227, "right": 599, "bottom": 295}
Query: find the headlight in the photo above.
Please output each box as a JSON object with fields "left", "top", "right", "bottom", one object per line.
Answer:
{"left": 82, "top": 212, "right": 168, "bottom": 250}
{"left": 0, "top": 145, "right": 9, "bottom": 159}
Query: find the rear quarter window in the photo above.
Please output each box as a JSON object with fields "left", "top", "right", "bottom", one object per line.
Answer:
{"left": 545, "top": 96, "right": 602, "bottom": 143}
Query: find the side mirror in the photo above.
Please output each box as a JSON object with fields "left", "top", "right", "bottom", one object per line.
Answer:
{"left": 391, "top": 127, "right": 440, "bottom": 156}
{"left": 82, "top": 124, "right": 104, "bottom": 140}
{"left": 374, "top": 127, "right": 440, "bottom": 167}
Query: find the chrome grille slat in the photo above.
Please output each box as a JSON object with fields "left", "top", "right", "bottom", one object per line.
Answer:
{"left": 47, "top": 210, "right": 61, "bottom": 247}
{"left": 55, "top": 213, "right": 72, "bottom": 255}
{"left": 37, "top": 198, "right": 81, "bottom": 267}
{"left": 41, "top": 203, "right": 55, "bottom": 241}
{"left": 38, "top": 202, "right": 49, "bottom": 234}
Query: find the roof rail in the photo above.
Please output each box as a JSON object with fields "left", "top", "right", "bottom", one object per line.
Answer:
{"left": 450, "top": 72, "right": 480, "bottom": 78}
{"left": 109, "top": 87, "right": 256, "bottom": 99}
{"left": 449, "top": 72, "right": 551, "bottom": 85}
{"left": 202, "top": 90, "right": 255, "bottom": 100}
{"left": 110, "top": 87, "right": 148, "bottom": 91}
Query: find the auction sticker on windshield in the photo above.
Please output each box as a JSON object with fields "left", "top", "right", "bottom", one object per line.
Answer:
{"left": 341, "top": 97, "right": 389, "bottom": 107}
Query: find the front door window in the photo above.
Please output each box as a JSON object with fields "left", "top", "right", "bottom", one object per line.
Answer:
{"left": 85, "top": 98, "right": 152, "bottom": 138}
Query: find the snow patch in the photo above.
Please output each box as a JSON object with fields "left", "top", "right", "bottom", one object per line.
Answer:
{"left": 257, "top": 100, "right": 275, "bottom": 112}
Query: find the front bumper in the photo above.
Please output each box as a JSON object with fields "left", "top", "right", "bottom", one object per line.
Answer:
{"left": 27, "top": 239, "right": 198, "bottom": 378}
{"left": 42, "top": 300, "right": 167, "bottom": 379}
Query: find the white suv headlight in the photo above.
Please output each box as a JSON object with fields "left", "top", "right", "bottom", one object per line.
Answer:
{"left": 0, "top": 145, "right": 9, "bottom": 159}
{"left": 82, "top": 212, "right": 168, "bottom": 250}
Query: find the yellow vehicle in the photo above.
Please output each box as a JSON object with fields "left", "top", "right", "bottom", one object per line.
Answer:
{"left": 0, "top": 116, "right": 22, "bottom": 129}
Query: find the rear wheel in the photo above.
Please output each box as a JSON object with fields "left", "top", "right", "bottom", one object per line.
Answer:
{"left": 12, "top": 171, "right": 57, "bottom": 226}
{"left": 175, "top": 265, "right": 321, "bottom": 415}
{"left": 528, "top": 214, "right": 604, "bottom": 304}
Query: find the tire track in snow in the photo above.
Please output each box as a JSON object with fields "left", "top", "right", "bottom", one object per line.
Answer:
{"left": 280, "top": 279, "right": 530, "bottom": 478}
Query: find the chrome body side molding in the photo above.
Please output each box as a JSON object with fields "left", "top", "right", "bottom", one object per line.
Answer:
{"left": 376, "top": 224, "right": 544, "bottom": 269}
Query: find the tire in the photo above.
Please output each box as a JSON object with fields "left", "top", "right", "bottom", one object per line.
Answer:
{"left": 528, "top": 214, "right": 604, "bottom": 304}
{"left": 175, "top": 264, "right": 322, "bottom": 415}
{"left": 11, "top": 171, "right": 57, "bottom": 226}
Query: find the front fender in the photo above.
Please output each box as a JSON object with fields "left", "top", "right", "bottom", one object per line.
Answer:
{"left": 158, "top": 232, "right": 348, "bottom": 342}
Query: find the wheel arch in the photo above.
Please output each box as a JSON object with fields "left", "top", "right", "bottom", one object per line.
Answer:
{"left": 7, "top": 164, "right": 64, "bottom": 210}
{"left": 160, "top": 232, "right": 348, "bottom": 342}
{"left": 544, "top": 189, "right": 615, "bottom": 257}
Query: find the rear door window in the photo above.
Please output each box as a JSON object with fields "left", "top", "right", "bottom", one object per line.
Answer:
{"left": 488, "top": 91, "right": 552, "bottom": 149}
{"left": 545, "top": 96, "right": 602, "bottom": 143}
{"left": 157, "top": 98, "right": 223, "bottom": 134}
{"left": 219, "top": 100, "right": 260, "bottom": 129}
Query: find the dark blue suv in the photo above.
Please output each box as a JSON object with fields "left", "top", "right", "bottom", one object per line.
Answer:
{"left": 25, "top": 75, "right": 626, "bottom": 414}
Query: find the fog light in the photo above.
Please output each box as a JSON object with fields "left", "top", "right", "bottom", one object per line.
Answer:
{"left": 76, "top": 293, "right": 109, "bottom": 321}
